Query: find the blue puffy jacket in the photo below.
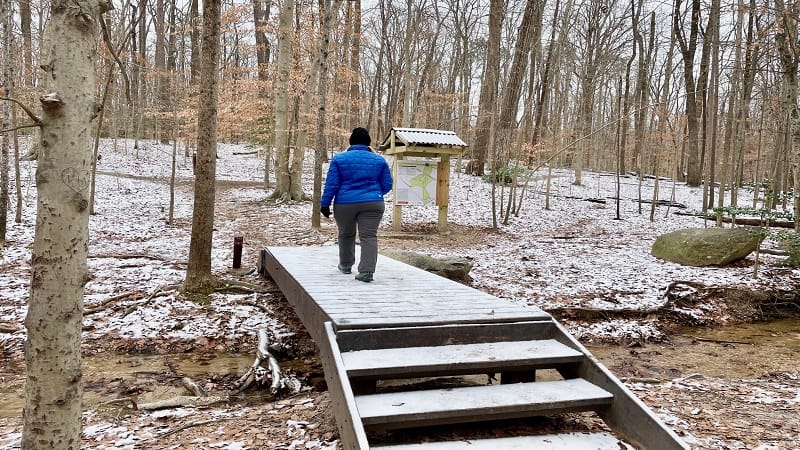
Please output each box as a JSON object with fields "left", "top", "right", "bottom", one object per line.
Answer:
{"left": 321, "top": 145, "right": 393, "bottom": 207}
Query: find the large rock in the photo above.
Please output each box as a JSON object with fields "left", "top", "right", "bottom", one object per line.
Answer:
{"left": 652, "top": 227, "right": 761, "bottom": 267}
{"left": 380, "top": 250, "right": 473, "bottom": 282}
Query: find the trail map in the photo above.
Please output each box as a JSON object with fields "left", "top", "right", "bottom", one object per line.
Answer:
{"left": 396, "top": 161, "right": 437, "bottom": 206}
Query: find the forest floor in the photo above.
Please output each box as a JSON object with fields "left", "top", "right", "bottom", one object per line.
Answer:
{"left": 0, "top": 139, "right": 799, "bottom": 449}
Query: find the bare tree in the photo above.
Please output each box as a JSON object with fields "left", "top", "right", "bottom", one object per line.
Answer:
{"left": 1, "top": 0, "right": 10, "bottom": 244}
{"left": 774, "top": 0, "right": 800, "bottom": 231}
{"left": 19, "top": 0, "right": 33, "bottom": 86}
{"left": 494, "top": 0, "right": 541, "bottom": 224}
{"left": 468, "top": 0, "right": 503, "bottom": 176}
{"left": 573, "top": 0, "right": 628, "bottom": 185}
{"left": 190, "top": 0, "right": 201, "bottom": 84}
{"left": 185, "top": 0, "right": 222, "bottom": 291}
{"left": 270, "top": 0, "right": 305, "bottom": 202}
{"left": 674, "top": 0, "right": 702, "bottom": 186}
{"left": 313, "top": 0, "right": 343, "bottom": 229}
{"left": 23, "top": 0, "right": 111, "bottom": 447}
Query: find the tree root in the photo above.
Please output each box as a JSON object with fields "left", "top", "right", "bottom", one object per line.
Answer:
{"left": 234, "top": 300, "right": 271, "bottom": 314}
{"left": 121, "top": 284, "right": 180, "bottom": 318}
{"left": 85, "top": 291, "right": 143, "bottom": 315}
{"left": 214, "top": 279, "right": 269, "bottom": 294}
{"left": 549, "top": 281, "right": 800, "bottom": 325}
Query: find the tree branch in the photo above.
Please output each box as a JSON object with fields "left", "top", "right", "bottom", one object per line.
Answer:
{"left": 0, "top": 123, "right": 41, "bottom": 133}
{"left": 0, "top": 97, "right": 42, "bottom": 125}
{"left": 100, "top": 18, "right": 132, "bottom": 104}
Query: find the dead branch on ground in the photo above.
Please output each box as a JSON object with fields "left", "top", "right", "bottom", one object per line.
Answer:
{"left": 0, "top": 324, "right": 20, "bottom": 333}
{"left": 136, "top": 395, "right": 228, "bottom": 411}
{"left": 85, "top": 291, "right": 143, "bottom": 315}
{"left": 687, "top": 336, "right": 753, "bottom": 345}
{"left": 233, "top": 294, "right": 271, "bottom": 314}
{"left": 182, "top": 377, "right": 207, "bottom": 397}
{"left": 121, "top": 284, "right": 181, "bottom": 318}
{"left": 89, "top": 253, "right": 169, "bottom": 261}
{"left": 153, "top": 417, "right": 235, "bottom": 440}
{"left": 237, "top": 328, "right": 282, "bottom": 393}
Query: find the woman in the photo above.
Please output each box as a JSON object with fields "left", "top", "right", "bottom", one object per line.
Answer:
{"left": 320, "top": 128, "right": 393, "bottom": 282}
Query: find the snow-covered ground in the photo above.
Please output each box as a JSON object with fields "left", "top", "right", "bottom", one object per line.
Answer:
{"left": 1, "top": 138, "right": 798, "bottom": 449}
{"left": 3, "top": 138, "right": 799, "bottom": 344}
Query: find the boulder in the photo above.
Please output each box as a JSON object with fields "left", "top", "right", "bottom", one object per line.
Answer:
{"left": 651, "top": 227, "right": 761, "bottom": 267}
{"left": 380, "top": 249, "right": 473, "bottom": 282}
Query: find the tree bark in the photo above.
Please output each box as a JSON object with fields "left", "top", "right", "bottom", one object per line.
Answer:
{"left": 349, "top": 0, "right": 362, "bottom": 126}
{"left": 270, "top": 0, "right": 296, "bottom": 202}
{"left": 190, "top": 0, "right": 201, "bottom": 84}
{"left": 252, "top": 0, "right": 271, "bottom": 82}
{"left": 312, "top": 0, "right": 342, "bottom": 229}
{"left": 494, "top": 0, "right": 540, "bottom": 224}
{"left": 185, "top": 0, "right": 221, "bottom": 292}
{"left": 774, "top": 0, "right": 800, "bottom": 232}
{"left": 1, "top": 0, "right": 10, "bottom": 243}
{"left": 23, "top": 0, "right": 110, "bottom": 448}
{"left": 674, "top": 0, "right": 702, "bottom": 186}
{"left": 468, "top": 0, "right": 503, "bottom": 176}
{"left": 19, "top": 0, "right": 33, "bottom": 86}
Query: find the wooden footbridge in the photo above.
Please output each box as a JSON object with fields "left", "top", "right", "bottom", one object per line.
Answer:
{"left": 260, "top": 246, "right": 689, "bottom": 450}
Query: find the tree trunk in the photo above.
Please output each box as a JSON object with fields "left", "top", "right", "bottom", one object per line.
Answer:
{"left": 252, "top": 0, "right": 271, "bottom": 82}
{"left": 469, "top": 0, "right": 503, "bottom": 176}
{"left": 23, "top": 0, "right": 109, "bottom": 448}
{"left": 632, "top": 10, "right": 654, "bottom": 176}
{"left": 531, "top": 0, "right": 561, "bottom": 154}
{"left": 1, "top": 0, "right": 10, "bottom": 243}
{"left": 674, "top": 0, "right": 702, "bottom": 186}
{"left": 349, "top": 0, "right": 362, "bottom": 126}
{"left": 774, "top": 0, "right": 800, "bottom": 231}
{"left": 155, "top": 0, "right": 171, "bottom": 143}
{"left": 400, "top": 0, "right": 419, "bottom": 127}
{"left": 19, "top": 0, "right": 33, "bottom": 86}
{"left": 190, "top": 0, "right": 200, "bottom": 84}
{"left": 270, "top": 0, "right": 296, "bottom": 202}
{"left": 185, "top": 0, "right": 221, "bottom": 292}
{"left": 313, "top": 0, "right": 341, "bottom": 229}
{"left": 368, "top": 0, "right": 388, "bottom": 134}
{"left": 493, "top": 0, "right": 539, "bottom": 225}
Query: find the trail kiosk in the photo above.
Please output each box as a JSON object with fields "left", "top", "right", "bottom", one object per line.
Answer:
{"left": 379, "top": 128, "right": 467, "bottom": 232}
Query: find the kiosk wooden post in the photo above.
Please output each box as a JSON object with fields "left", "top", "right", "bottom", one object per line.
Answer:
{"left": 379, "top": 128, "right": 467, "bottom": 233}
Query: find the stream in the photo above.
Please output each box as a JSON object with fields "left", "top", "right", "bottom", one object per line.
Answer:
{"left": 1, "top": 320, "right": 798, "bottom": 419}
{"left": 588, "top": 318, "right": 800, "bottom": 380}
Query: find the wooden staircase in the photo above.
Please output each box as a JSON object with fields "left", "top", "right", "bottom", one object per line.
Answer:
{"left": 318, "top": 320, "right": 689, "bottom": 450}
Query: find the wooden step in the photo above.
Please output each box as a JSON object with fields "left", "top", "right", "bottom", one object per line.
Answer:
{"left": 341, "top": 339, "right": 584, "bottom": 379}
{"left": 356, "top": 378, "right": 613, "bottom": 429}
{"left": 370, "top": 432, "right": 628, "bottom": 449}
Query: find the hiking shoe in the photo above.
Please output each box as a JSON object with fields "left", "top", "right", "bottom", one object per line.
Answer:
{"left": 355, "top": 272, "right": 373, "bottom": 282}
{"left": 337, "top": 264, "right": 352, "bottom": 274}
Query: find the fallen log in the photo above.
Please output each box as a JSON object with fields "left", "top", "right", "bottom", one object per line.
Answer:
{"left": 673, "top": 211, "right": 795, "bottom": 228}
{"left": 137, "top": 395, "right": 228, "bottom": 411}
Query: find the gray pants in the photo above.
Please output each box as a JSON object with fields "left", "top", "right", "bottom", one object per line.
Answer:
{"left": 333, "top": 202, "right": 385, "bottom": 274}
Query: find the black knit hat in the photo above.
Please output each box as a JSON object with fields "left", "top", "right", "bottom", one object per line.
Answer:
{"left": 349, "top": 127, "right": 371, "bottom": 146}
